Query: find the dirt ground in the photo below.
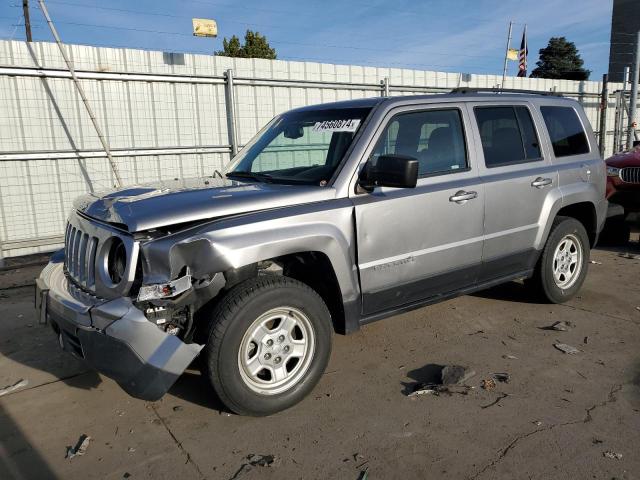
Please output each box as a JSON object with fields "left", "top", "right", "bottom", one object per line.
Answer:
{"left": 1, "top": 240, "right": 639, "bottom": 480}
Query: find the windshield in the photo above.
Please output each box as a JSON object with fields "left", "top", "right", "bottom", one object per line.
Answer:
{"left": 226, "top": 107, "right": 371, "bottom": 185}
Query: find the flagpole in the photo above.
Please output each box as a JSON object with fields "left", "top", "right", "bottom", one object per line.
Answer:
{"left": 502, "top": 20, "right": 513, "bottom": 89}
{"left": 523, "top": 24, "right": 528, "bottom": 76}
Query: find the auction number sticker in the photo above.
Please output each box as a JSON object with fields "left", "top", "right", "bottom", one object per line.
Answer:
{"left": 312, "top": 119, "right": 361, "bottom": 133}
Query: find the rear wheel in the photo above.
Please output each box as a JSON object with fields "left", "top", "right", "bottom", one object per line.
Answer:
{"left": 530, "top": 216, "right": 590, "bottom": 303}
{"left": 201, "top": 276, "right": 332, "bottom": 416}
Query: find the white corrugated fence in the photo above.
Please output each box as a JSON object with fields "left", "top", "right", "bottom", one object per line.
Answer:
{"left": 0, "top": 40, "right": 624, "bottom": 262}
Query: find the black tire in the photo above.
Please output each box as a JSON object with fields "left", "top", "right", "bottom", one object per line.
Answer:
{"left": 530, "top": 216, "right": 590, "bottom": 303}
{"left": 201, "top": 276, "right": 332, "bottom": 416}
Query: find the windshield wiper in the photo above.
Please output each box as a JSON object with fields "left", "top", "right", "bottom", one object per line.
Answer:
{"left": 226, "top": 170, "right": 315, "bottom": 185}
{"left": 225, "top": 171, "right": 274, "bottom": 183}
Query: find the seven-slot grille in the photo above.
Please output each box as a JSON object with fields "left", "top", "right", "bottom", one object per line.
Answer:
{"left": 620, "top": 167, "right": 640, "bottom": 184}
{"left": 64, "top": 223, "right": 99, "bottom": 290}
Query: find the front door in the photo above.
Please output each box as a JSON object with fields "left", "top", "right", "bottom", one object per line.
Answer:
{"left": 352, "top": 104, "right": 485, "bottom": 316}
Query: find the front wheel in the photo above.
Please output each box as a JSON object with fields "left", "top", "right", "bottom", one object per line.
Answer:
{"left": 530, "top": 216, "right": 590, "bottom": 303}
{"left": 201, "top": 276, "right": 333, "bottom": 416}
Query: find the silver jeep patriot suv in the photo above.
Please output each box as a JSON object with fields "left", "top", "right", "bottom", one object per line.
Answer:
{"left": 36, "top": 90, "right": 607, "bottom": 415}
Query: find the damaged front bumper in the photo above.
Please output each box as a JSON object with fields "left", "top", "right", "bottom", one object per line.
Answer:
{"left": 36, "top": 259, "right": 203, "bottom": 401}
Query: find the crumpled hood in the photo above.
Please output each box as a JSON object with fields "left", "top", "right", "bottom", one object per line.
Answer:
{"left": 73, "top": 177, "right": 336, "bottom": 232}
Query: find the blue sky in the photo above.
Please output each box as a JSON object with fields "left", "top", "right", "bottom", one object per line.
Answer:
{"left": 0, "top": 0, "right": 613, "bottom": 78}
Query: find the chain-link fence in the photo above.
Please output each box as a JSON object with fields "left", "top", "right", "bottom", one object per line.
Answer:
{"left": 0, "top": 39, "right": 625, "bottom": 264}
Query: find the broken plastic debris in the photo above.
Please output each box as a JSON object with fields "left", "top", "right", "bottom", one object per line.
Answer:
{"left": 226, "top": 453, "right": 277, "bottom": 479}
{"left": 589, "top": 260, "right": 602, "bottom": 265}
{"left": 502, "top": 354, "right": 518, "bottom": 360}
{"left": 554, "top": 343, "right": 580, "bottom": 355}
{"left": 66, "top": 435, "right": 91, "bottom": 459}
{"left": 543, "top": 321, "right": 573, "bottom": 331}
{"left": 603, "top": 450, "right": 623, "bottom": 460}
{"left": 408, "top": 385, "right": 438, "bottom": 397}
{"left": 408, "top": 383, "right": 473, "bottom": 397}
{"left": 441, "top": 365, "right": 476, "bottom": 385}
{"left": 533, "top": 420, "right": 543, "bottom": 426}
{"left": 406, "top": 364, "right": 476, "bottom": 397}
{"left": 481, "top": 378, "right": 496, "bottom": 390}
{"left": 247, "top": 454, "right": 275, "bottom": 467}
{"left": 0, "top": 379, "right": 29, "bottom": 397}
{"left": 491, "top": 372, "right": 510, "bottom": 384}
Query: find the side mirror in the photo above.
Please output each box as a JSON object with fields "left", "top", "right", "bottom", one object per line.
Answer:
{"left": 359, "top": 154, "right": 419, "bottom": 190}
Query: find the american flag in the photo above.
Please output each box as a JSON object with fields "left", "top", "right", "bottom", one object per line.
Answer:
{"left": 517, "top": 26, "right": 528, "bottom": 77}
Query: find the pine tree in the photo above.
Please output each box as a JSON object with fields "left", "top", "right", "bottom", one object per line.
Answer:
{"left": 219, "top": 35, "right": 245, "bottom": 58}
{"left": 215, "top": 30, "right": 277, "bottom": 59}
{"left": 530, "top": 37, "right": 590, "bottom": 80}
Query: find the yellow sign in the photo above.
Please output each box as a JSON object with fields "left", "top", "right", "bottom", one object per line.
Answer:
{"left": 507, "top": 48, "right": 519, "bottom": 61}
{"left": 192, "top": 18, "right": 218, "bottom": 38}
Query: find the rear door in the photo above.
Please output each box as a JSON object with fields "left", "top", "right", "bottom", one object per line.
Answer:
{"left": 351, "top": 103, "right": 485, "bottom": 316}
{"left": 469, "top": 102, "right": 559, "bottom": 282}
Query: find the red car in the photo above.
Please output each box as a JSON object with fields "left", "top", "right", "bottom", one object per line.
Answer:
{"left": 603, "top": 147, "right": 640, "bottom": 243}
{"left": 606, "top": 147, "right": 640, "bottom": 214}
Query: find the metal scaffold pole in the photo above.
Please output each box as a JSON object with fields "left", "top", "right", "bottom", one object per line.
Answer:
{"left": 22, "top": 0, "right": 32, "bottom": 42}
{"left": 37, "top": 0, "right": 123, "bottom": 187}
{"left": 598, "top": 74, "right": 608, "bottom": 156}
{"left": 627, "top": 31, "right": 640, "bottom": 150}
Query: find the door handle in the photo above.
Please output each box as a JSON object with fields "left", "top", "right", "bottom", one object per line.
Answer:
{"left": 531, "top": 177, "right": 552, "bottom": 188}
{"left": 449, "top": 190, "right": 477, "bottom": 204}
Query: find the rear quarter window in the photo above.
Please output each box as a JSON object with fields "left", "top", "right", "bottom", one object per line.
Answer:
{"left": 540, "top": 106, "right": 590, "bottom": 157}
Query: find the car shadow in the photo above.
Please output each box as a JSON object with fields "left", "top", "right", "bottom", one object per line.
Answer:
{"left": 0, "top": 403, "right": 59, "bottom": 480}
{"left": 166, "top": 368, "right": 232, "bottom": 414}
{"left": 593, "top": 241, "right": 640, "bottom": 255}
{"left": 0, "top": 282, "right": 103, "bottom": 394}
{"left": 0, "top": 271, "right": 232, "bottom": 415}
{"left": 470, "top": 280, "right": 544, "bottom": 304}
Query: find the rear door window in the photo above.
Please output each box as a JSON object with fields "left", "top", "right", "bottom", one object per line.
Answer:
{"left": 474, "top": 106, "right": 542, "bottom": 168}
{"left": 540, "top": 106, "right": 590, "bottom": 157}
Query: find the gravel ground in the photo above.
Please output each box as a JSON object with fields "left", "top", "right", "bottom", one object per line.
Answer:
{"left": 1, "top": 241, "right": 639, "bottom": 480}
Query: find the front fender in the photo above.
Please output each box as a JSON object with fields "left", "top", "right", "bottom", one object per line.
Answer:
{"left": 141, "top": 199, "right": 359, "bottom": 305}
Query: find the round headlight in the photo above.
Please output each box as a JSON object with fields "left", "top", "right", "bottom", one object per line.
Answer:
{"left": 107, "top": 238, "right": 127, "bottom": 285}
{"left": 606, "top": 166, "right": 620, "bottom": 177}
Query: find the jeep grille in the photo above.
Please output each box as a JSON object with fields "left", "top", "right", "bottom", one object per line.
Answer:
{"left": 64, "top": 223, "right": 99, "bottom": 290}
{"left": 63, "top": 212, "right": 138, "bottom": 298}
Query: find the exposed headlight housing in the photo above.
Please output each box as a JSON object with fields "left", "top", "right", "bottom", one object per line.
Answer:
{"left": 606, "top": 166, "right": 620, "bottom": 177}
{"left": 107, "top": 238, "right": 127, "bottom": 285}
{"left": 137, "top": 275, "right": 192, "bottom": 302}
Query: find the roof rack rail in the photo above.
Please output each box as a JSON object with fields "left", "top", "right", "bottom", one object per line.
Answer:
{"left": 450, "top": 87, "right": 562, "bottom": 97}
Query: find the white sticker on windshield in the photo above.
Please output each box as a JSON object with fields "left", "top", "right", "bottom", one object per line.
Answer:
{"left": 312, "top": 119, "right": 361, "bottom": 133}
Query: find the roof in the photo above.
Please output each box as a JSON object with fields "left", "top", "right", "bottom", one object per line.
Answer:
{"left": 289, "top": 90, "right": 576, "bottom": 114}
